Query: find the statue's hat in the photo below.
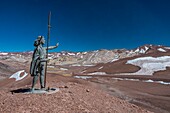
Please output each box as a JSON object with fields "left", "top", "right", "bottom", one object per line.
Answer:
{"left": 37, "top": 36, "right": 44, "bottom": 41}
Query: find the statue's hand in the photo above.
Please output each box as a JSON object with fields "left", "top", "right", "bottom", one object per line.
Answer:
{"left": 56, "top": 43, "right": 59, "bottom": 47}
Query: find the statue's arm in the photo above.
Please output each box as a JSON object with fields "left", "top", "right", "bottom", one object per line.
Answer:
{"left": 46, "top": 43, "right": 59, "bottom": 50}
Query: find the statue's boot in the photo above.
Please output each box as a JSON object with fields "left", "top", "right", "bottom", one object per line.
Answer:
{"left": 30, "top": 88, "right": 35, "bottom": 93}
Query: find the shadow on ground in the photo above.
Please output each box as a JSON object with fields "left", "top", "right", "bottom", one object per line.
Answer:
{"left": 11, "top": 88, "right": 59, "bottom": 94}
{"left": 11, "top": 88, "right": 31, "bottom": 93}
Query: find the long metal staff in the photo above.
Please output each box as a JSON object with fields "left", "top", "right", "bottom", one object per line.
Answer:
{"left": 44, "top": 11, "right": 51, "bottom": 88}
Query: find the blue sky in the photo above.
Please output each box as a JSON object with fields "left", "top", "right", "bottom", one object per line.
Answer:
{"left": 0, "top": 0, "right": 170, "bottom": 52}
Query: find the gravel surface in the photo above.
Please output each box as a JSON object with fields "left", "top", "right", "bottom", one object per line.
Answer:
{"left": 0, "top": 74, "right": 152, "bottom": 113}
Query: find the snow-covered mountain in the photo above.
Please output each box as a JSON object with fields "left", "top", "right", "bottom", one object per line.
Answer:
{"left": 77, "top": 45, "right": 170, "bottom": 76}
{"left": 133, "top": 44, "right": 170, "bottom": 54}
{"left": 0, "top": 44, "right": 170, "bottom": 66}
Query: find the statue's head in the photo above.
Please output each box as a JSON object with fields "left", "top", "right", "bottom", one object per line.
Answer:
{"left": 34, "top": 36, "right": 45, "bottom": 46}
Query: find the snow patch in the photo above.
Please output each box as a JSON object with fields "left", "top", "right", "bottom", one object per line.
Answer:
{"left": 144, "top": 79, "right": 170, "bottom": 85}
{"left": 128, "top": 50, "right": 134, "bottom": 54}
{"left": 48, "top": 54, "right": 55, "bottom": 59}
{"left": 60, "top": 68, "right": 68, "bottom": 71}
{"left": 68, "top": 53, "right": 75, "bottom": 56}
{"left": 164, "top": 47, "right": 170, "bottom": 50}
{"left": 156, "top": 81, "right": 170, "bottom": 85}
{"left": 99, "top": 66, "right": 103, "bottom": 70}
{"left": 134, "top": 48, "right": 139, "bottom": 53}
{"left": 111, "top": 58, "right": 119, "bottom": 62}
{"left": 112, "top": 78, "right": 170, "bottom": 85}
{"left": 77, "top": 52, "right": 80, "bottom": 55}
{"left": 134, "top": 46, "right": 149, "bottom": 54}
{"left": 139, "top": 49, "right": 145, "bottom": 53}
{"left": 144, "top": 46, "right": 149, "bottom": 51}
{"left": 80, "top": 55, "right": 83, "bottom": 58}
{"left": 9, "top": 70, "right": 28, "bottom": 81}
{"left": 47, "top": 66, "right": 55, "bottom": 68}
{"left": 126, "top": 56, "right": 170, "bottom": 75}
{"left": 83, "top": 52, "right": 87, "bottom": 54}
{"left": 83, "top": 64, "right": 94, "bottom": 67}
{"left": 112, "top": 78, "right": 140, "bottom": 81}
{"left": 72, "top": 64, "right": 81, "bottom": 66}
{"left": 0, "top": 53, "right": 8, "bottom": 55}
{"left": 144, "top": 79, "right": 154, "bottom": 83}
{"left": 87, "top": 72, "right": 107, "bottom": 75}
{"left": 157, "top": 48, "right": 166, "bottom": 52}
{"left": 74, "top": 76, "right": 92, "bottom": 80}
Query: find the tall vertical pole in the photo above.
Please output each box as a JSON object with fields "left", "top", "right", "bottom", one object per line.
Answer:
{"left": 44, "top": 11, "right": 51, "bottom": 88}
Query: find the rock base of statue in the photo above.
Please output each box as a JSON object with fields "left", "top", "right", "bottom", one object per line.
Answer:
{"left": 28, "top": 88, "right": 59, "bottom": 94}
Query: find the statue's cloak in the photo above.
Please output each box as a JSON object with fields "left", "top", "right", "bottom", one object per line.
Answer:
{"left": 30, "top": 45, "right": 46, "bottom": 76}
{"left": 30, "top": 47, "right": 40, "bottom": 76}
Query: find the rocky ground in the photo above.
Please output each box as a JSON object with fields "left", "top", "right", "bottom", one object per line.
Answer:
{"left": 0, "top": 74, "right": 151, "bottom": 113}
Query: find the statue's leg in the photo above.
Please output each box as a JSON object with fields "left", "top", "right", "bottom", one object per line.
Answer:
{"left": 31, "top": 75, "right": 38, "bottom": 91}
{"left": 40, "top": 63, "right": 45, "bottom": 89}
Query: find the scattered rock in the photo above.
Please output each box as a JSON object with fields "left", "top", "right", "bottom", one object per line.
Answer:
{"left": 64, "top": 86, "right": 68, "bottom": 88}
{"left": 86, "top": 89, "right": 90, "bottom": 92}
{"left": 59, "top": 86, "right": 65, "bottom": 88}
{"left": 68, "top": 91, "right": 72, "bottom": 93}
{"left": 59, "top": 85, "right": 68, "bottom": 88}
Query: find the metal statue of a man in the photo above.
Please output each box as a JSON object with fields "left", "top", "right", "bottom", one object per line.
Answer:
{"left": 30, "top": 36, "right": 59, "bottom": 92}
